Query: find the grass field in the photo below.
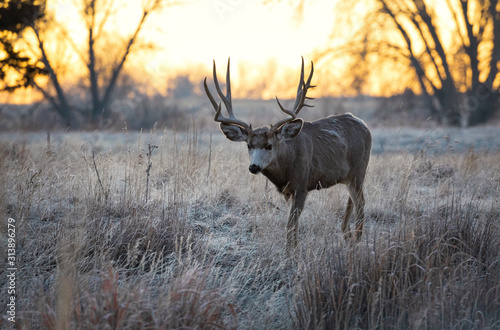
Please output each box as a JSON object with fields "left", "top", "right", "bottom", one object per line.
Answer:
{"left": 1, "top": 124, "right": 499, "bottom": 329}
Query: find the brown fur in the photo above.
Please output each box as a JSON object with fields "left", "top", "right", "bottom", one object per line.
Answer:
{"left": 245, "top": 113, "right": 372, "bottom": 247}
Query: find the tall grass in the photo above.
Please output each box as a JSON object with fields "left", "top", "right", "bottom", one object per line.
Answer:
{"left": 0, "top": 127, "right": 499, "bottom": 329}
{"left": 293, "top": 198, "right": 500, "bottom": 329}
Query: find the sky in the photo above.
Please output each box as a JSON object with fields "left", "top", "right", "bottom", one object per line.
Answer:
{"left": 41, "top": 0, "right": 342, "bottom": 98}
{"left": 132, "top": 1, "right": 335, "bottom": 70}
{"left": 2, "top": 0, "right": 474, "bottom": 103}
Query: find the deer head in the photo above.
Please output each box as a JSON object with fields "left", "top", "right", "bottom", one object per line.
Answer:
{"left": 204, "top": 57, "right": 315, "bottom": 174}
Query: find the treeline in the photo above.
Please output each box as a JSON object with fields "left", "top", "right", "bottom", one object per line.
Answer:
{"left": 1, "top": 0, "right": 500, "bottom": 129}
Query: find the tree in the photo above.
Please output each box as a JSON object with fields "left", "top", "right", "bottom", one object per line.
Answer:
{"left": 331, "top": 0, "right": 500, "bottom": 126}
{"left": 81, "top": 0, "right": 167, "bottom": 125}
{"left": 0, "top": 0, "right": 48, "bottom": 92}
{"left": 3, "top": 0, "right": 172, "bottom": 127}
{"left": 449, "top": 0, "right": 500, "bottom": 125}
{"left": 275, "top": 0, "right": 500, "bottom": 126}
{"left": 167, "top": 74, "right": 195, "bottom": 98}
{"left": 0, "top": 1, "right": 75, "bottom": 125}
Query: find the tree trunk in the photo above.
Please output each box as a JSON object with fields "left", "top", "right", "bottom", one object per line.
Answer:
{"left": 435, "top": 86, "right": 461, "bottom": 126}
{"left": 34, "top": 27, "right": 74, "bottom": 127}
{"left": 466, "top": 88, "right": 499, "bottom": 126}
{"left": 88, "top": 27, "right": 102, "bottom": 125}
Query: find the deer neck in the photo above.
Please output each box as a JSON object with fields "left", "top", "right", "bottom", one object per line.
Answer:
{"left": 261, "top": 144, "right": 295, "bottom": 193}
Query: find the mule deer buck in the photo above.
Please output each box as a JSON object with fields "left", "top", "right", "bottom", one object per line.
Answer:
{"left": 204, "top": 58, "right": 371, "bottom": 248}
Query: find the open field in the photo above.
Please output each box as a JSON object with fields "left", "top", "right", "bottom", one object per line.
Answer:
{"left": 1, "top": 124, "right": 500, "bottom": 329}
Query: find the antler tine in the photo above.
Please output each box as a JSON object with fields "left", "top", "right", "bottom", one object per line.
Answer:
{"left": 204, "top": 58, "right": 250, "bottom": 131}
{"left": 294, "top": 59, "right": 315, "bottom": 113}
{"left": 275, "top": 96, "right": 296, "bottom": 118}
{"left": 272, "top": 57, "right": 315, "bottom": 130}
{"left": 204, "top": 77, "right": 219, "bottom": 111}
{"left": 291, "top": 56, "right": 306, "bottom": 112}
{"left": 225, "top": 58, "right": 233, "bottom": 117}
{"left": 213, "top": 106, "right": 251, "bottom": 131}
{"left": 305, "top": 60, "right": 314, "bottom": 88}
{"left": 212, "top": 60, "right": 230, "bottom": 115}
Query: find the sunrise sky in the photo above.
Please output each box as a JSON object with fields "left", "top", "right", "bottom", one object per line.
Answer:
{"left": 144, "top": 1, "right": 336, "bottom": 66}
{"left": 38, "top": 0, "right": 355, "bottom": 98}
{"left": 3, "top": 0, "right": 458, "bottom": 103}
{"left": 0, "top": 0, "right": 468, "bottom": 102}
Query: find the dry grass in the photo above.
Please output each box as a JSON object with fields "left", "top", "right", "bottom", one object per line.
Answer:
{"left": 0, "top": 126, "right": 499, "bottom": 329}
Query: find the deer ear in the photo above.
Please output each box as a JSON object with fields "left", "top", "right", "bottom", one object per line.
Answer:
{"left": 220, "top": 123, "right": 248, "bottom": 142}
{"left": 276, "top": 118, "right": 304, "bottom": 140}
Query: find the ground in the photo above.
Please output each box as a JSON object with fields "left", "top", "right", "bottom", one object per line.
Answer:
{"left": 0, "top": 123, "right": 499, "bottom": 329}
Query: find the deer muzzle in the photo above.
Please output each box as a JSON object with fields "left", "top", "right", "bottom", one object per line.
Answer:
{"left": 249, "top": 164, "right": 262, "bottom": 174}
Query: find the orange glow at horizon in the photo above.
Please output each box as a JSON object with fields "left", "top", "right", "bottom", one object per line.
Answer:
{"left": 1, "top": 0, "right": 469, "bottom": 104}
{"left": 2, "top": 0, "right": 348, "bottom": 104}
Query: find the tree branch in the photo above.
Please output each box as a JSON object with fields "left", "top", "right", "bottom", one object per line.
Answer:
{"left": 486, "top": 0, "right": 500, "bottom": 89}
{"left": 379, "top": 0, "right": 436, "bottom": 94}
{"left": 444, "top": 0, "right": 468, "bottom": 49}
{"left": 100, "top": 6, "right": 151, "bottom": 113}
{"left": 410, "top": 0, "right": 454, "bottom": 85}
{"left": 31, "top": 24, "right": 73, "bottom": 124}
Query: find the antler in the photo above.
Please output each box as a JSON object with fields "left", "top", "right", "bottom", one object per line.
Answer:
{"left": 204, "top": 58, "right": 251, "bottom": 131}
{"left": 272, "top": 57, "right": 315, "bottom": 130}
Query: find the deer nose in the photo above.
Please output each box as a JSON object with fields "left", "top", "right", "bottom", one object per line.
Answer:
{"left": 249, "top": 164, "right": 261, "bottom": 174}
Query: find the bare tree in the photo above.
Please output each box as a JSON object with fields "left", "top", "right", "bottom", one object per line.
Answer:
{"left": 331, "top": 0, "right": 500, "bottom": 126}
{"left": 446, "top": 0, "right": 500, "bottom": 125}
{"left": 273, "top": 0, "right": 499, "bottom": 126}
{"left": 30, "top": 25, "right": 75, "bottom": 126}
{"left": 83, "top": 0, "right": 166, "bottom": 125}
{"left": 25, "top": 0, "right": 173, "bottom": 127}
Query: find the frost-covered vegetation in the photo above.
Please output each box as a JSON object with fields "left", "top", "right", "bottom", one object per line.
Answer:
{"left": 1, "top": 125, "right": 499, "bottom": 329}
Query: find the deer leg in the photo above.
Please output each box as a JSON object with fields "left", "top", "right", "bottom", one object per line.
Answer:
{"left": 342, "top": 196, "right": 354, "bottom": 238}
{"left": 355, "top": 189, "right": 365, "bottom": 240}
{"left": 347, "top": 183, "right": 365, "bottom": 240}
{"left": 286, "top": 190, "right": 307, "bottom": 249}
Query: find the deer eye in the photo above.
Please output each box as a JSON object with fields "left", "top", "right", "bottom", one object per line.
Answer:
{"left": 265, "top": 144, "right": 273, "bottom": 150}
{"left": 247, "top": 144, "right": 252, "bottom": 150}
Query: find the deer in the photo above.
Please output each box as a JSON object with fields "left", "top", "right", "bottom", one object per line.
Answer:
{"left": 204, "top": 57, "right": 372, "bottom": 249}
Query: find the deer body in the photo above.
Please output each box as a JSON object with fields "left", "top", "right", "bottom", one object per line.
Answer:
{"left": 205, "top": 58, "right": 371, "bottom": 248}
{"left": 262, "top": 114, "right": 371, "bottom": 195}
